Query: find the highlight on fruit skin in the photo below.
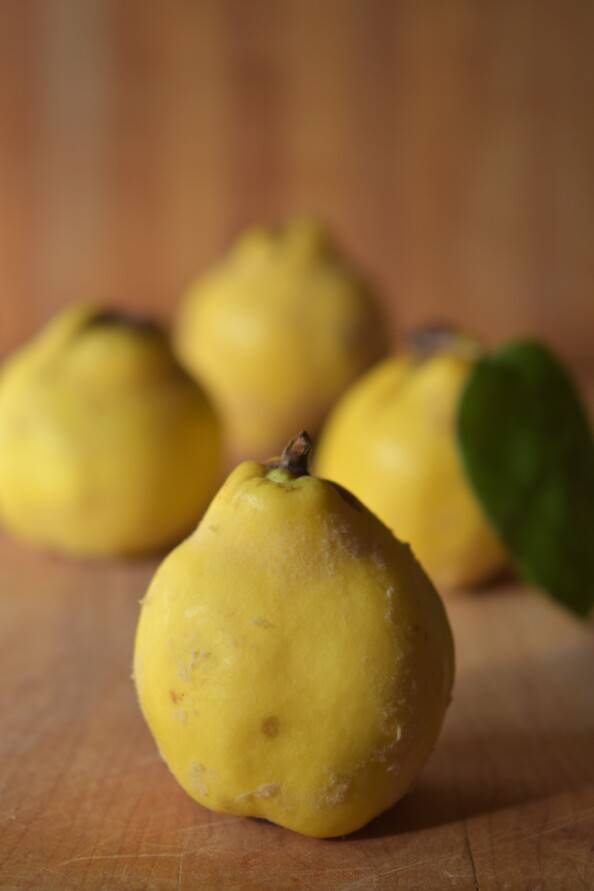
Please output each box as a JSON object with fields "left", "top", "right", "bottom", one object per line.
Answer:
{"left": 0, "top": 304, "right": 222, "bottom": 557}
{"left": 315, "top": 325, "right": 507, "bottom": 589}
{"left": 173, "top": 216, "right": 389, "bottom": 462}
{"left": 134, "top": 430, "right": 454, "bottom": 838}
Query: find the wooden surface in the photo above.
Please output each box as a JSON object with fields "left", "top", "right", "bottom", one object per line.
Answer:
{"left": 1, "top": 534, "right": 593, "bottom": 891}
{"left": 1, "top": 0, "right": 593, "bottom": 371}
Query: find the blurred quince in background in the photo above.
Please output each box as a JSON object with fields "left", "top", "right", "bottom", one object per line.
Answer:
{"left": 315, "top": 326, "right": 507, "bottom": 589}
{"left": 174, "top": 216, "right": 388, "bottom": 461}
{"left": 0, "top": 305, "right": 221, "bottom": 557}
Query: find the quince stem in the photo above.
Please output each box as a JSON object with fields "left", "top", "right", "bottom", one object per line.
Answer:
{"left": 407, "top": 323, "right": 482, "bottom": 361}
{"left": 273, "top": 431, "right": 312, "bottom": 478}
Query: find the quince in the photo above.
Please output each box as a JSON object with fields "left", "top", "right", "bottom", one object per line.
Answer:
{"left": 0, "top": 305, "right": 221, "bottom": 556}
{"left": 174, "top": 217, "right": 387, "bottom": 460}
{"left": 315, "top": 328, "right": 507, "bottom": 588}
{"left": 134, "top": 432, "right": 454, "bottom": 837}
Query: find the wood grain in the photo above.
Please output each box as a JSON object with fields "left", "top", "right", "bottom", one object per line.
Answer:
{"left": 1, "top": 533, "right": 593, "bottom": 891}
{"left": 0, "top": 0, "right": 593, "bottom": 370}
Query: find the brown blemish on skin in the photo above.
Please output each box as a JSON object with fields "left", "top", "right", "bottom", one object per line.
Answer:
{"left": 251, "top": 617, "right": 273, "bottom": 629}
{"left": 262, "top": 716, "right": 280, "bottom": 737}
{"left": 170, "top": 690, "right": 184, "bottom": 704}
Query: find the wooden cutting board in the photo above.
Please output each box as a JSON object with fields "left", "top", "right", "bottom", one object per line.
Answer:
{"left": 1, "top": 533, "right": 593, "bottom": 891}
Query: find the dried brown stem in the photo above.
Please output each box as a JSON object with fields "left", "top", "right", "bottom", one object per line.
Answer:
{"left": 269, "top": 431, "right": 312, "bottom": 477}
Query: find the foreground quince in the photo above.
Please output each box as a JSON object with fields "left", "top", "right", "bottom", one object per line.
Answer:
{"left": 315, "top": 327, "right": 507, "bottom": 589}
{"left": 133, "top": 432, "right": 454, "bottom": 838}
{"left": 174, "top": 217, "right": 387, "bottom": 460}
{"left": 0, "top": 305, "right": 221, "bottom": 556}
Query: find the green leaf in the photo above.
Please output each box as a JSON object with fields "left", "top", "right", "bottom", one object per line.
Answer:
{"left": 457, "top": 339, "right": 594, "bottom": 618}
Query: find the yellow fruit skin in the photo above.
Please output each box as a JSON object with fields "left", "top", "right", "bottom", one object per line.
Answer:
{"left": 134, "top": 460, "right": 454, "bottom": 838}
{"left": 174, "top": 217, "right": 387, "bottom": 460}
{"left": 315, "top": 352, "right": 507, "bottom": 589}
{"left": 0, "top": 305, "right": 221, "bottom": 556}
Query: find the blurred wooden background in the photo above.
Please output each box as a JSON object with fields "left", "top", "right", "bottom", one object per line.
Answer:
{"left": 0, "top": 0, "right": 592, "bottom": 370}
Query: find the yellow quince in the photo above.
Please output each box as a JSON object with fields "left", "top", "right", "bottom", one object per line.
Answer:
{"left": 174, "top": 217, "right": 387, "bottom": 460}
{"left": 315, "top": 327, "right": 507, "bottom": 588}
{"left": 134, "top": 432, "right": 454, "bottom": 837}
{"left": 0, "top": 305, "right": 221, "bottom": 556}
